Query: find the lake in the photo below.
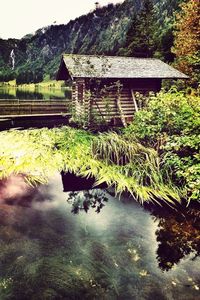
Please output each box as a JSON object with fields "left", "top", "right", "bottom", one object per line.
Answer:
{"left": 0, "top": 174, "right": 199, "bottom": 299}
{"left": 0, "top": 86, "right": 72, "bottom": 130}
{"left": 0, "top": 86, "right": 71, "bottom": 100}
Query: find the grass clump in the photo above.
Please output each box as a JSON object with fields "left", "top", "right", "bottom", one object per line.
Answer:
{"left": 0, "top": 126, "right": 181, "bottom": 205}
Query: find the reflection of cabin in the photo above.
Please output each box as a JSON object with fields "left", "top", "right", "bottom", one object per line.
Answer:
{"left": 57, "top": 54, "right": 188, "bottom": 126}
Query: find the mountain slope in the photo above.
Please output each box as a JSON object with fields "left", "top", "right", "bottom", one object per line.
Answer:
{"left": 0, "top": 0, "right": 183, "bottom": 83}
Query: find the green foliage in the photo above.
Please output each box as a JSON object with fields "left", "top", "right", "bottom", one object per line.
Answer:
{"left": 163, "top": 136, "right": 200, "bottom": 202}
{"left": 91, "top": 131, "right": 181, "bottom": 204}
{"left": 124, "top": 91, "right": 200, "bottom": 144}
{"left": 0, "top": 126, "right": 181, "bottom": 204}
{"left": 153, "top": 0, "right": 184, "bottom": 62}
{"left": 124, "top": 90, "right": 200, "bottom": 203}
{"left": 92, "top": 131, "right": 157, "bottom": 166}
{"left": 122, "top": 0, "right": 157, "bottom": 57}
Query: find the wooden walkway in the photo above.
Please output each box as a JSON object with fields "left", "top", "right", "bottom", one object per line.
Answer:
{"left": 0, "top": 99, "right": 71, "bottom": 116}
{"left": 0, "top": 99, "right": 71, "bottom": 130}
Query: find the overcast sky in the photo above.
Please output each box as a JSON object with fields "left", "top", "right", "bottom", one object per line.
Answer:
{"left": 0, "top": 0, "right": 123, "bottom": 39}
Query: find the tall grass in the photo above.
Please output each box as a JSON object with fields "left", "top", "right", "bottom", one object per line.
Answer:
{"left": 0, "top": 126, "right": 182, "bottom": 204}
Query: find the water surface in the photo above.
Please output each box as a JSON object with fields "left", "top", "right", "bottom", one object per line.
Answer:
{"left": 0, "top": 174, "right": 199, "bottom": 299}
{"left": 0, "top": 86, "right": 71, "bottom": 100}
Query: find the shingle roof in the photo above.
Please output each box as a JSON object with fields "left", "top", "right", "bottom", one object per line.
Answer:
{"left": 57, "top": 54, "right": 189, "bottom": 80}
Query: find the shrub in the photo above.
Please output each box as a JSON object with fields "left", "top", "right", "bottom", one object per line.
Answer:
{"left": 124, "top": 90, "right": 200, "bottom": 203}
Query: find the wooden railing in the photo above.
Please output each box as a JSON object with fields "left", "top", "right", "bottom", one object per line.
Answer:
{"left": 0, "top": 99, "right": 71, "bottom": 116}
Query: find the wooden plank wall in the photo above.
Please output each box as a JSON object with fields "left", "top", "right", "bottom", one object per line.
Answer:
{"left": 72, "top": 78, "right": 91, "bottom": 124}
{"left": 92, "top": 85, "right": 135, "bottom": 124}
{"left": 0, "top": 99, "right": 71, "bottom": 116}
{"left": 91, "top": 78, "right": 162, "bottom": 125}
{"left": 71, "top": 78, "right": 162, "bottom": 126}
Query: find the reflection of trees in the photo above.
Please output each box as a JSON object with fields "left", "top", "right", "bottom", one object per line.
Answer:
{"left": 154, "top": 209, "right": 200, "bottom": 271}
{"left": 67, "top": 189, "right": 108, "bottom": 214}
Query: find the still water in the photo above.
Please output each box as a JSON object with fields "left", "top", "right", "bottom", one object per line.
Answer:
{"left": 0, "top": 174, "right": 200, "bottom": 300}
{"left": 0, "top": 86, "right": 71, "bottom": 100}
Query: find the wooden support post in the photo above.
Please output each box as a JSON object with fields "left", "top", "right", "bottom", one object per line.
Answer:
{"left": 116, "top": 88, "right": 127, "bottom": 127}
{"left": 72, "top": 81, "right": 77, "bottom": 114}
{"left": 131, "top": 89, "right": 139, "bottom": 112}
{"left": 82, "top": 80, "right": 91, "bottom": 126}
{"left": 73, "top": 80, "right": 82, "bottom": 116}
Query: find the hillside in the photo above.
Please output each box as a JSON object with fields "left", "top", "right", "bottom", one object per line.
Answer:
{"left": 0, "top": 0, "right": 183, "bottom": 83}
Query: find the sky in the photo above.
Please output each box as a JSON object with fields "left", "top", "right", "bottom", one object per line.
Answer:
{"left": 0, "top": 0, "right": 123, "bottom": 39}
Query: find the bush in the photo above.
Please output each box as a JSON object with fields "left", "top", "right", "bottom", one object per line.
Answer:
{"left": 125, "top": 90, "right": 199, "bottom": 145}
{"left": 124, "top": 90, "right": 200, "bottom": 203}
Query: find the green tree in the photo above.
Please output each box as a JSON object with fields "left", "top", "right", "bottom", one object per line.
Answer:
{"left": 122, "top": 0, "right": 157, "bottom": 57}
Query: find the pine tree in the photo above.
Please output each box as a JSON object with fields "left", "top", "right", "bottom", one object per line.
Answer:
{"left": 172, "top": 0, "right": 200, "bottom": 85}
{"left": 122, "top": 0, "right": 157, "bottom": 57}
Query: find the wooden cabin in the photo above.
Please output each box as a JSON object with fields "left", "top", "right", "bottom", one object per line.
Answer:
{"left": 57, "top": 54, "right": 188, "bottom": 126}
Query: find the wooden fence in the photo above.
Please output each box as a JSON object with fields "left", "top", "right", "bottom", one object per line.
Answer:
{"left": 0, "top": 99, "right": 71, "bottom": 116}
